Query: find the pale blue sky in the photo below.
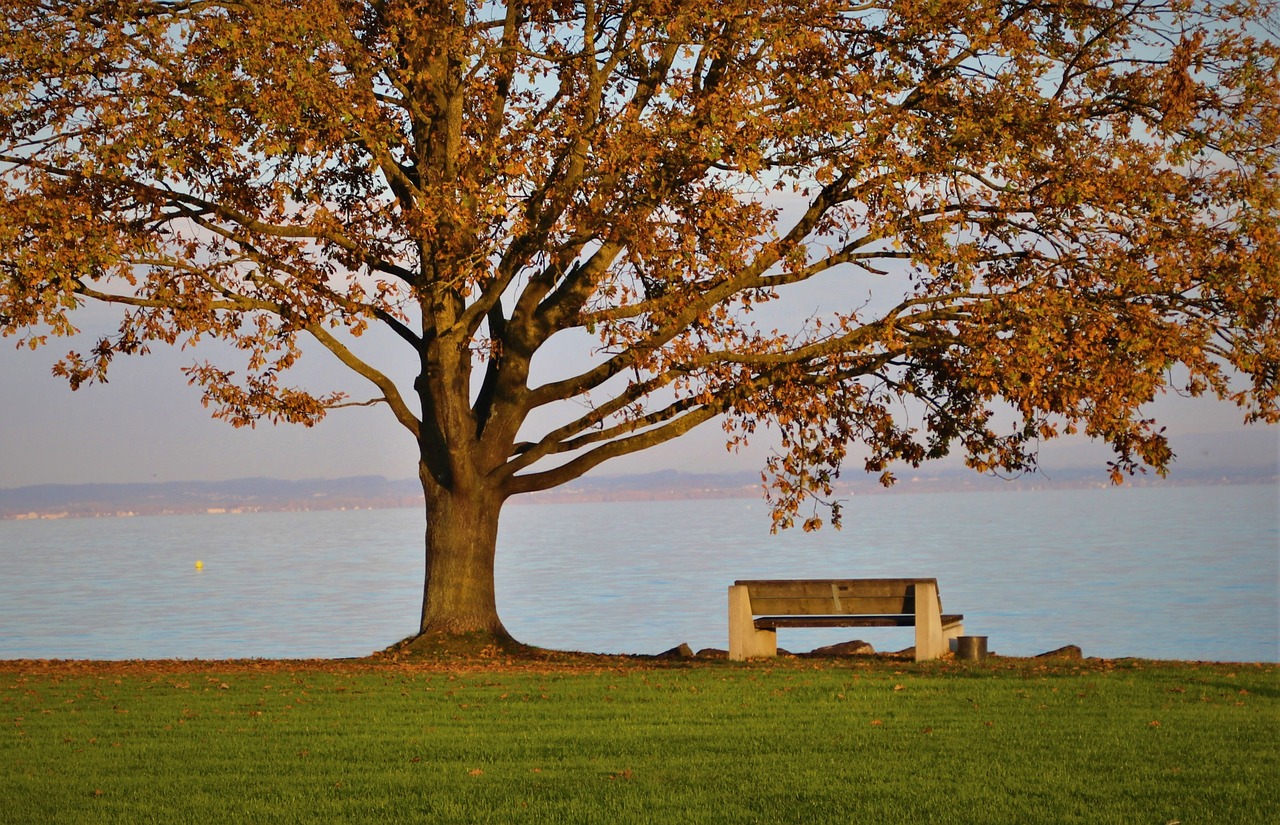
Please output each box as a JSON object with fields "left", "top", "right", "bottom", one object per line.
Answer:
{"left": 1, "top": 311, "right": 1275, "bottom": 489}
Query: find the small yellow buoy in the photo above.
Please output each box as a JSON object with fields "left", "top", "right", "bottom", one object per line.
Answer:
{"left": 195, "top": 560, "right": 203, "bottom": 570}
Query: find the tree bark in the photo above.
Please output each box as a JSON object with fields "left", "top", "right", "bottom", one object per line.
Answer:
{"left": 417, "top": 475, "right": 509, "bottom": 638}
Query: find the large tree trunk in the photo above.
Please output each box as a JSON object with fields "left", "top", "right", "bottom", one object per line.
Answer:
{"left": 418, "top": 478, "right": 509, "bottom": 639}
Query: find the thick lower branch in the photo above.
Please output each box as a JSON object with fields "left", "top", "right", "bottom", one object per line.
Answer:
{"left": 306, "top": 323, "right": 421, "bottom": 438}
{"left": 504, "top": 404, "right": 721, "bottom": 496}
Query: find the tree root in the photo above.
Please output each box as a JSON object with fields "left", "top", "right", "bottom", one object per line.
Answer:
{"left": 374, "top": 628, "right": 546, "bottom": 662}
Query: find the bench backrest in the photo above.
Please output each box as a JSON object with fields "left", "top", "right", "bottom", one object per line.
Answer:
{"left": 734, "top": 578, "right": 942, "bottom": 616}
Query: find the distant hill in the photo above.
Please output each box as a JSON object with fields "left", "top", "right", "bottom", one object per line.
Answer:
{"left": 515, "top": 463, "right": 1277, "bottom": 504}
{"left": 2, "top": 462, "right": 1274, "bottom": 521}
{"left": 0, "top": 476, "right": 422, "bottom": 520}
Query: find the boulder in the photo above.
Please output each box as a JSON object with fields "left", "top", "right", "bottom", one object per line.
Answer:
{"left": 655, "top": 642, "right": 695, "bottom": 659}
{"left": 1035, "top": 644, "right": 1083, "bottom": 660}
{"left": 695, "top": 648, "right": 728, "bottom": 659}
{"left": 808, "top": 639, "right": 875, "bottom": 657}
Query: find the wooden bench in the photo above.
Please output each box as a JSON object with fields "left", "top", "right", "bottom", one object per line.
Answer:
{"left": 728, "top": 578, "right": 964, "bottom": 661}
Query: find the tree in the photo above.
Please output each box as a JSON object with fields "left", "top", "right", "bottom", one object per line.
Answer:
{"left": 2, "top": 0, "right": 1276, "bottom": 647}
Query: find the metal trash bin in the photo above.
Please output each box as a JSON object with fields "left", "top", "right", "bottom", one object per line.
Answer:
{"left": 955, "top": 635, "right": 988, "bottom": 661}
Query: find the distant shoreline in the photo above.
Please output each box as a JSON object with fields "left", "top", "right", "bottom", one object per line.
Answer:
{"left": 1, "top": 467, "right": 1274, "bottom": 522}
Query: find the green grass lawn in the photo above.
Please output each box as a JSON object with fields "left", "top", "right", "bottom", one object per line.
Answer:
{"left": 3, "top": 656, "right": 1275, "bottom": 824}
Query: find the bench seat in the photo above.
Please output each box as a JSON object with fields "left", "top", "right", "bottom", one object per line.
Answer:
{"left": 755, "top": 614, "right": 964, "bottom": 629}
{"left": 729, "top": 578, "right": 965, "bottom": 661}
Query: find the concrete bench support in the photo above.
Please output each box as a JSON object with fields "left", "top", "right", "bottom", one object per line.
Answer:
{"left": 728, "top": 584, "right": 777, "bottom": 659}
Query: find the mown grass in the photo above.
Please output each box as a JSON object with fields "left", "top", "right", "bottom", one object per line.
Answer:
{"left": 2, "top": 656, "right": 1275, "bottom": 824}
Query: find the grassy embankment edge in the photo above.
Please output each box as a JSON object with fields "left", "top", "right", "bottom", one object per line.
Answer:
{"left": 3, "top": 653, "right": 1276, "bottom": 824}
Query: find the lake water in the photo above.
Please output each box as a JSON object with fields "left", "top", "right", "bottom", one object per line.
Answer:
{"left": 0, "top": 484, "right": 1276, "bottom": 662}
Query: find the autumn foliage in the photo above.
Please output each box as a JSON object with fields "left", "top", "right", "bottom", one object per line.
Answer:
{"left": 1, "top": 1, "right": 1276, "bottom": 640}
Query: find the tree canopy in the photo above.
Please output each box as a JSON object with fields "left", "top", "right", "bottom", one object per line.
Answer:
{"left": 1, "top": 0, "right": 1277, "bottom": 638}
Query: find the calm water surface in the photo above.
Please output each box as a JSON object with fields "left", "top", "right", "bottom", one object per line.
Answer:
{"left": 0, "top": 484, "right": 1276, "bottom": 662}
